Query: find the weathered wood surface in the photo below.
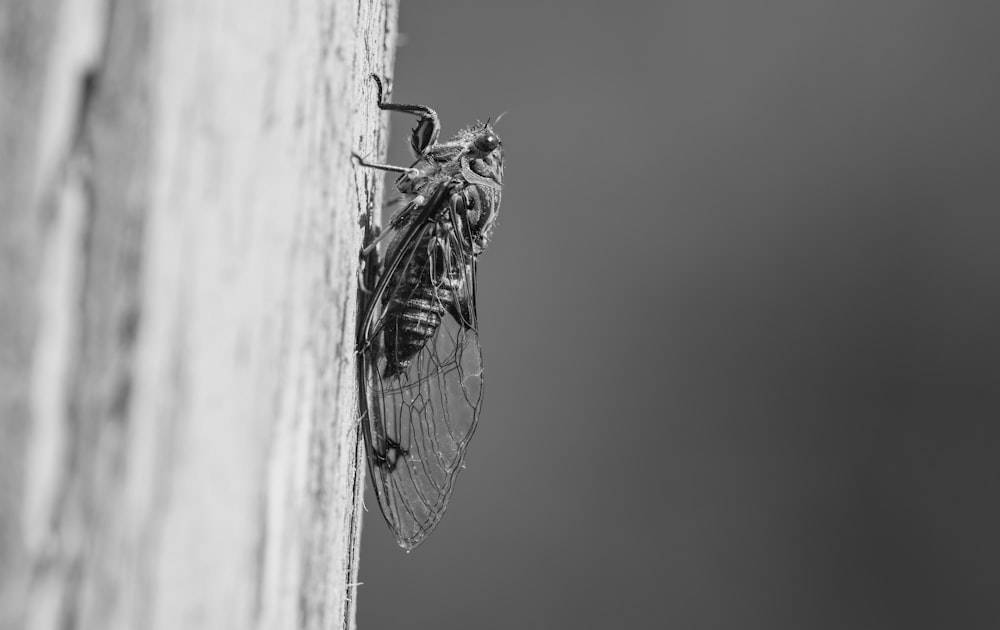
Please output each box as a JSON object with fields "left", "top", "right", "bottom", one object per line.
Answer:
{"left": 0, "top": 1, "right": 397, "bottom": 628}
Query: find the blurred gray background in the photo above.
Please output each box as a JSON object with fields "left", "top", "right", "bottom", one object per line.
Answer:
{"left": 358, "top": 1, "right": 1000, "bottom": 628}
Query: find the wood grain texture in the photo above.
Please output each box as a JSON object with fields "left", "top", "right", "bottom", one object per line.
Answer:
{"left": 0, "top": 1, "right": 397, "bottom": 628}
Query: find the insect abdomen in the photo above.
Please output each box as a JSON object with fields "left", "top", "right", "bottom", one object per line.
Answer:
{"left": 382, "top": 239, "right": 463, "bottom": 376}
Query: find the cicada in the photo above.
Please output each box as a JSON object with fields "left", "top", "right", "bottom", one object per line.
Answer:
{"left": 355, "top": 76, "right": 503, "bottom": 550}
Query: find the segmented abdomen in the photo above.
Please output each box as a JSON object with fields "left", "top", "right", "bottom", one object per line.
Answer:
{"left": 382, "top": 232, "right": 464, "bottom": 376}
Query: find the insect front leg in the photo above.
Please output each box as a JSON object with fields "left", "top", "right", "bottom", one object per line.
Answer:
{"left": 447, "top": 187, "right": 486, "bottom": 255}
{"left": 370, "top": 74, "right": 441, "bottom": 156}
{"left": 438, "top": 192, "right": 476, "bottom": 329}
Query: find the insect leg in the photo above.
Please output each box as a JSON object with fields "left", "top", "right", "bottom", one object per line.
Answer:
{"left": 358, "top": 225, "right": 381, "bottom": 294}
{"left": 361, "top": 198, "right": 424, "bottom": 256}
{"left": 441, "top": 192, "right": 476, "bottom": 329}
{"left": 370, "top": 74, "right": 441, "bottom": 156}
{"left": 352, "top": 151, "right": 418, "bottom": 177}
{"left": 371, "top": 434, "right": 408, "bottom": 472}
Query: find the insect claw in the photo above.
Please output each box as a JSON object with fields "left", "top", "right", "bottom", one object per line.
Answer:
{"left": 369, "top": 74, "right": 389, "bottom": 105}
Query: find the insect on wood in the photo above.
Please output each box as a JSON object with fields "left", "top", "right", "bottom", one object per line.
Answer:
{"left": 355, "top": 75, "right": 504, "bottom": 550}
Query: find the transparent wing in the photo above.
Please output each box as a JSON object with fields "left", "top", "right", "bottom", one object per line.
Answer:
{"left": 357, "top": 190, "right": 484, "bottom": 550}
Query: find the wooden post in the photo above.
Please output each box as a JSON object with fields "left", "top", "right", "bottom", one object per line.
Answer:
{"left": 0, "top": 1, "right": 397, "bottom": 628}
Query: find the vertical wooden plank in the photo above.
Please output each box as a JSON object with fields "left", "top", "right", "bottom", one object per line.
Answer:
{"left": 0, "top": 1, "right": 397, "bottom": 628}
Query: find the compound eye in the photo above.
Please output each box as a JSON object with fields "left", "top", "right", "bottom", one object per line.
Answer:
{"left": 474, "top": 133, "right": 499, "bottom": 152}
